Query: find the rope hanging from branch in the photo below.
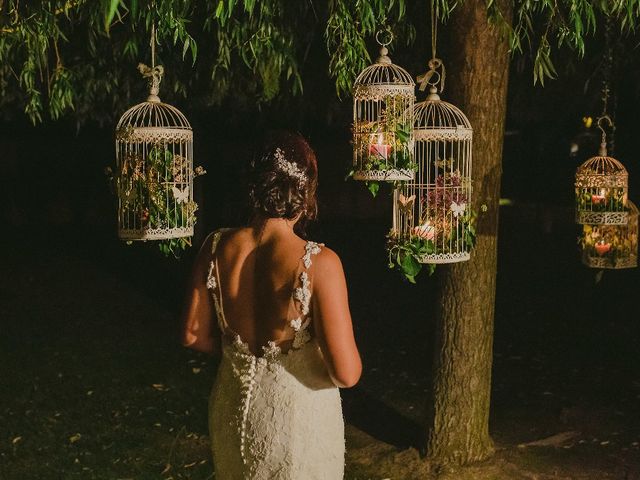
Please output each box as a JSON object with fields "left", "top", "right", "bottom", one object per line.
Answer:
{"left": 417, "top": 0, "right": 445, "bottom": 92}
{"left": 138, "top": 19, "right": 163, "bottom": 102}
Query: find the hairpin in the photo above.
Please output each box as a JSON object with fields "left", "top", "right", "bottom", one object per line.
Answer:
{"left": 273, "top": 147, "right": 307, "bottom": 187}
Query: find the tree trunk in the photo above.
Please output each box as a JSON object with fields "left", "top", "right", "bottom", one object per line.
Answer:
{"left": 425, "top": 0, "right": 513, "bottom": 466}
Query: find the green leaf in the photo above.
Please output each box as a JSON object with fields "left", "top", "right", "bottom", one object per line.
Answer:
{"left": 401, "top": 252, "right": 421, "bottom": 277}
{"left": 367, "top": 181, "right": 380, "bottom": 197}
{"left": 182, "top": 37, "right": 190, "bottom": 59}
{"left": 105, "top": 0, "right": 121, "bottom": 32}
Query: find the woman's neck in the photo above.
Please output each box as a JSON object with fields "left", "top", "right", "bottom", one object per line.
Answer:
{"left": 249, "top": 217, "right": 298, "bottom": 243}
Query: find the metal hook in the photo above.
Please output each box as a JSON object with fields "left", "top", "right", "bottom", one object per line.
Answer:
{"left": 375, "top": 28, "right": 393, "bottom": 47}
{"left": 596, "top": 115, "right": 614, "bottom": 156}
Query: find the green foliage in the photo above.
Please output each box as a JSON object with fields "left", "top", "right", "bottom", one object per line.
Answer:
{"left": 1, "top": 0, "right": 640, "bottom": 122}
{"left": 387, "top": 208, "right": 477, "bottom": 282}
{"left": 205, "top": 0, "right": 310, "bottom": 102}
{"left": 325, "top": 0, "right": 413, "bottom": 96}
{"left": 111, "top": 144, "right": 200, "bottom": 258}
{"left": 487, "top": 0, "right": 640, "bottom": 84}
{"left": 387, "top": 233, "right": 436, "bottom": 283}
{"left": 1, "top": 0, "right": 196, "bottom": 123}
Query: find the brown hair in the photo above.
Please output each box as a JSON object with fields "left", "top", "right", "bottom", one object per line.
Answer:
{"left": 248, "top": 131, "right": 318, "bottom": 233}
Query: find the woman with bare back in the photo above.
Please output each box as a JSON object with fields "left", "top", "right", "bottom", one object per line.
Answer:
{"left": 181, "top": 131, "right": 361, "bottom": 479}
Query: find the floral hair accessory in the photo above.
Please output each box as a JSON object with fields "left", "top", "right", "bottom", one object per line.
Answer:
{"left": 273, "top": 147, "right": 307, "bottom": 188}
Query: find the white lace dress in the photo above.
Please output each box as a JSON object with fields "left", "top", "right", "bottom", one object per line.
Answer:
{"left": 206, "top": 230, "right": 345, "bottom": 480}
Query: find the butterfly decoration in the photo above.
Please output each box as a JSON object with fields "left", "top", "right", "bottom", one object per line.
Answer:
{"left": 172, "top": 186, "right": 190, "bottom": 204}
{"left": 450, "top": 201, "right": 466, "bottom": 218}
{"left": 397, "top": 193, "right": 416, "bottom": 214}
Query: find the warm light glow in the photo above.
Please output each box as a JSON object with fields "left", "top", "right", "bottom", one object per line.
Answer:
{"left": 369, "top": 132, "right": 391, "bottom": 160}
{"left": 595, "top": 240, "right": 611, "bottom": 256}
{"left": 591, "top": 189, "right": 606, "bottom": 205}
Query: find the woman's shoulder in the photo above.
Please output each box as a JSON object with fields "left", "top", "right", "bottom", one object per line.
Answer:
{"left": 310, "top": 243, "right": 343, "bottom": 276}
{"left": 205, "top": 227, "right": 245, "bottom": 245}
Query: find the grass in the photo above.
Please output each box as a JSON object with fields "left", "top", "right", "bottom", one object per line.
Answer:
{"left": 1, "top": 216, "right": 639, "bottom": 479}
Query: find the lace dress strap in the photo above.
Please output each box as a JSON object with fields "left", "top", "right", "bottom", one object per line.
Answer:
{"left": 289, "top": 241, "right": 323, "bottom": 349}
{"left": 206, "top": 230, "right": 232, "bottom": 336}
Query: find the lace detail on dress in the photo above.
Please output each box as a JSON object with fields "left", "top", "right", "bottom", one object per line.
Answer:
{"left": 206, "top": 235, "right": 341, "bottom": 479}
{"left": 293, "top": 271, "right": 311, "bottom": 315}
{"left": 290, "top": 317, "right": 311, "bottom": 349}
{"left": 206, "top": 261, "right": 217, "bottom": 290}
{"left": 302, "top": 241, "right": 322, "bottom": 269}
{"left": 206, "top": 231, "right": 224, "bottom": 290}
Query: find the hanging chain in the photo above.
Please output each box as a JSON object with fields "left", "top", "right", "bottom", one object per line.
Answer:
{"left": 417, "top": 0, "right": 445, "bottom": 93}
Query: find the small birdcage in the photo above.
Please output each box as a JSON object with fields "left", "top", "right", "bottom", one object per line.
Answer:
{"left": 352, "top": 31, "right": 415, "bottom": 182}
{"left": 390, "top": 65, "right": 473, "bottom": 265}
{"left": 575, "top": 117, "right": 628, "bottom": 225}
{"left": 580, "top": 200, "right": 638, "bottom": 269}
{"left": 115, "top": 63, "right": 200, "bottom": 243}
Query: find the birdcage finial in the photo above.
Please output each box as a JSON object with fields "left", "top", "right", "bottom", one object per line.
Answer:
{"left": 375, "top": 29, "right": 393, "bottom": 65}
{"left": 597, "top": 115, "right": 614, "bottom": 156}
{"left": 137, "top": 63, "right": 164, "bottom": 103}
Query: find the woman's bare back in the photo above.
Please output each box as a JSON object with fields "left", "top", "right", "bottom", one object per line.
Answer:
{"left": 213, "top": 226, "right": 310, "bottom": 355}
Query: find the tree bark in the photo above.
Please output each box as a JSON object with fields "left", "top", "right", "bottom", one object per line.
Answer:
{"left": 425, "top": 0, "right": 512, "bottom": 466}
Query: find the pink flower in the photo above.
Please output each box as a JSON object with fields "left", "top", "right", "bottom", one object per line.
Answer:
{"left": 413, "top": 222, "right": 435, "bottom": 240}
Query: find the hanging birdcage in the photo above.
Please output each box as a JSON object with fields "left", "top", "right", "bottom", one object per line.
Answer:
{"left": 575, "top": 117, "right": 628, "bottom": 226}
{"left": 352, "top": 31, "right": 415, "bottom": 182}
{"left": 580, "top": 200, "right": 638, "bottom": 269}
{"left": 390, "top": 65, "right": 473, "bottom": 266}
{"left": 115, "top": 62, "right": 201, "bottom": 243}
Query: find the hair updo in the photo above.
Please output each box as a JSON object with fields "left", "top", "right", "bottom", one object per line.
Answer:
{"left": 248, "top": 131, "right": 318, "bottom": 231}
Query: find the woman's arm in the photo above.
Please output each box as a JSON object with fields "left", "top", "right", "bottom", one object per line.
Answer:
{"left": 312, "top": 247, "right": 362, "bottom": 388}
{"left": 180, "top": 233, "right": 219, "bottom": 355}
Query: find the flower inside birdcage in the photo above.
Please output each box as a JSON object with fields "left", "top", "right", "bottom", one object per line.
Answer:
{"left": 113, "top": 144, "right": 200, "bottom": 236}
{"left": 355, "top": 100, "right": 415, "bottom": 175}
{"left": 351, "top": 34, "right": 415, "bottom": 184}
{"left": 414, "top": 171, "right": 474, "bottom": 253}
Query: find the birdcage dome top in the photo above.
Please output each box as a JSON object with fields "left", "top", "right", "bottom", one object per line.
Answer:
{"left": 353, "top": 47, "right": 415, "bottom": 100}
{"left": 575, "top": 154, "right": 628, "bottom": 188}
{"left": 413, "top": 89, "right": 472, "bottom": 141}
{"left": 116, "top": 100, "right": 192, "bottom": 143}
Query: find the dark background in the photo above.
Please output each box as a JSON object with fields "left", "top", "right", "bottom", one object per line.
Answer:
{"left": 1, "top": 18, "right": 639, "bottom": 478}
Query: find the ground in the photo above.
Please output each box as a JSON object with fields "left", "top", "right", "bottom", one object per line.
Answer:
{"left": 1, "top": 208, "right": 639, "bottom": 479}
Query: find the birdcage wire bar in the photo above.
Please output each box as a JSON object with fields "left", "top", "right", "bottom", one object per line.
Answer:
{"left": 575, "top": 120, "right": 629, "bottom": 226}
{"left": 391, "top": 88, "right": 473, "bottom": 264}
{"left": 352, "top": 43, "right": 415, "bottom": 182}
{"left": 115, "top": 94, "right": 196, "bottom": 241}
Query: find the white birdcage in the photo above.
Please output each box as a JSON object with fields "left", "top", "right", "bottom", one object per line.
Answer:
{"left": 352, "top": 32, "right": 415, "bottom": 182}
{"left": 115, "top": 63, "right": 198, "bottom": 242}
{"left": 575, "top": 117, "right": 628, "bottom": 226}
{"left": 580, "top": 200, "right": 638, "bottom": 269}
{"left": 390, "top": 78, "right": 473, "bottom": 265}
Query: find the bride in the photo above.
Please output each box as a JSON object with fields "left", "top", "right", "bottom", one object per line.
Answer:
{"left": 181, "top": 131, "right": 362, "bottom": 479}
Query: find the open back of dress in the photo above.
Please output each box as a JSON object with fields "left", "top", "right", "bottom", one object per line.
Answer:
{"left": 207, "top": 229, "right": 345, "bottom": 480}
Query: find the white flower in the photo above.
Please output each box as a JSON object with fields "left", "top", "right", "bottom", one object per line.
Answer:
{"left": 274, "top": 147, "right": 307, "bottom": 187}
